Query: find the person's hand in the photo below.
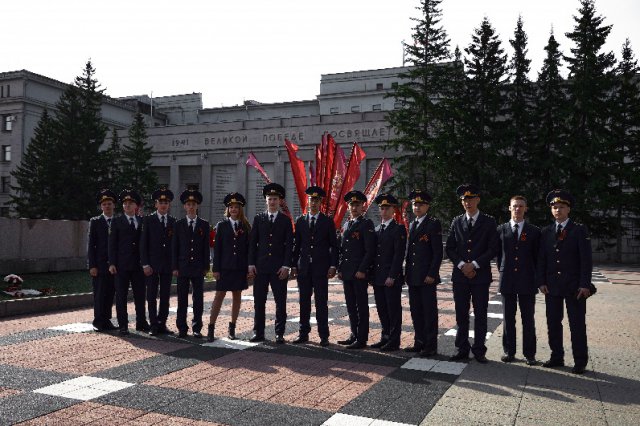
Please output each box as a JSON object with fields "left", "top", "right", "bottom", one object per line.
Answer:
{"left": 577, "top": 287, "right": 591, "bottom": 300}
{"left": 109, "top": 265, "right": 117, "bottom": 275}
{"left": 424, "top": 276, "right": 435, "bottom": 285}
{"left": 338, "top": 272, "right": 343, "bottom": 280}
{"left": 277, "top": 267, "right": 290, "bottom": 280}
{"left": 327, "top": 267, "right": 337, "bottom": 279}
{"left": 355, "top": 271, "right": 366, "bottom": 280}
{"left": 461, "top": 263, "right": 475, "bottom": 275}
{"left": 539, "top": 285, "right": 549, "bottom": 295}
{"left": 143, "top": 266, "right": 153, "bottom": 277}
{"left": 384, "top": 277, "right": 394, "bottom": 287}
{"left": 173, "top": 270, "right": 179, "bottom": 277}
{"left": 290, "top": 267, "right": 298, "bottom": 279}
{"left": 248, "top": 265, "right": 257, "bottom": 278}
{"left": 89, "top": 267, "right": 98, "bottom": 277}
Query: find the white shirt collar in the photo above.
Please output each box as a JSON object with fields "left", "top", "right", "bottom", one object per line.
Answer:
{"left": 415, "top": 215, "right": 426, "bottom": 226}
{"left": 124, "top": 214, "right": 137, "bottom": 222}
{"left": 380, "top": 218, "right": 394, "bottom": 227}
{"left": 509, "top": 218, "right": 525, "bottom": 227}
{"left": 102, "top": 214, "right": 113, "bottom": 221}
{"left": 266, "top": 210, "right": 279, "bottom": 219}
{"left": 186, "top": 216, "right": 198, "bottom": 223}
{"left": 308, "top": 212, "right": 319, "bottom": 221}
{"left": 556, "top": 218, "right": 570, "bottom": 228}
{"left": 465, "top": 211, "right": 480, "bottom": 222}
{"left": 156, "top": 211, "right": 167, "bottom": 221}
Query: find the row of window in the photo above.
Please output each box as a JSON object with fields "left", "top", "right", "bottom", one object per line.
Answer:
{"left": 2, "top": 115, "right": 14, "bottom": 131}
{"left": 1, "top": 176, "right": 9, "bottom": 193}
{"left": 2, "top": 145, "right": 10, "bottom": 161}
{"left": 329, "top": 102, "right": 403, "bottom": 115}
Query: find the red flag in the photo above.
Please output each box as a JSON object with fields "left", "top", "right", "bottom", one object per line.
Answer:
{"left": 309, "top": 161, "right": 316, "bottom": 186}
{"left": 395, "top": 200, "right": 410, "bottom": 232}
{"left": 363, "top": 158, "right": 394, "bottom": 213}
{"left": 316, "top": 135, "right": 326, "bottom": 189}
{"left": 246, "top": 152, "right": 271, "bottom": 183}
{"left": 322, "top": 135, "right": 337, "bottom": 213}
{"left": 285, "top": 139, "right": 308, "bottom": 214}
{"left": 333, "top": 142, "right": 366, "bottom": 229}
{"left": 327, "top": 144, "right": 347, "bottom": 217}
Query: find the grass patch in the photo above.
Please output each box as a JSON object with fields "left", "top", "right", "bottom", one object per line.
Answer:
{"left": 1, "top": 271, "right": 92, "bottom": 300}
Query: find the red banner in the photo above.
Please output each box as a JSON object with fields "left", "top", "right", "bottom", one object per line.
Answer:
{"left": 363, "top": 158, "right": 394, "bottom": 213}
{"left": 322, "top": 135, "right": 337, "bottom": 212}
{"left": 316, "top": 134, "right": 326, "bottom": 190}
{"left": 395, "top": 200, "right": 409, "bottom": 232}
{"left": 327, "top": 144, "right": 347, "bottom": 218}
{"left": 333, "top": 142, "right": 366, "bottom": 229}
{"left": 285, "top": 139, "right": 308, "bottom": 214}
{"left": 309, "top": 161, "right": 316, "bottom": 186}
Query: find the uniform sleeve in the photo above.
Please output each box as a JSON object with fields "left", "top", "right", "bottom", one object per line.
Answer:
{"left": 328, "top": 219, "right": 338, "bottom": 268}
{"left": 496, "top": 225, "right": 503, "bottom": 271}
{"left": 291, "top": 217, "right": 302, "bottom": 268}
{"left": 108, "top": 220, "right": 118, "bottom": 267}
{"left": 283, "top": 217, "right": 294, "bottom": 268}
{"left": 358, "top": 219, "right": 376, "bottom": 273}
{"left": 578, "top": 225, "right": 593, "bottom": 289}
{"left": 201, "top": 221, "right": 211, "bottom": 272}
{"left": 139, "top": 216, "right": 150, "bottom": 267}
{"left": 87, "top": 219, "right": 98, "bottom": 269}
{"left": 428, "top": 219, "right": 443, "bottom": 279}
{"left": 445, "top": 219, "right": 461, "bottom": 266}
{"left": 248, "top": 215, "right": 259, "bottom": 266}
{"left": 171, "top": 222, "right": 179, "bottom": 271}
{"left": 536, "top": 229, "right": 548, "bottom": 287}
{"left": 389, "top": 224, "right": 407, "bottom": 279}
{"left": 476, "top": 217, "right": 499, "bottom": 267}
{"left": 212, "top": 222, "right": 223, "bottom": 273}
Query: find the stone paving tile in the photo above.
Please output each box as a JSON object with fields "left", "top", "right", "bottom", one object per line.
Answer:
{"left": 94, "top": 353, "right": 202, "bottom": 383}
{"left": 0, "top": 387, "right": 22, "bottom": 399}
{"left": 0, "top": 328, "right": 68, "bottom": 347}
{"left": 0, "top": 392, "right": 78, "bottom": 425}
{"left": 0, "top": 364, "right": 75, "bottom": 391}
{"left": 421, "top": 403, "right": 515, "bottom": 425}
{"left": 0, "top": 332, "right": 191, "bottom": 375}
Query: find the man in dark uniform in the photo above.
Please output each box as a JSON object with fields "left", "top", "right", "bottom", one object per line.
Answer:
{"left": 109, "top": 189, "right": 148, "bottom": 335}
{"left": 248, "top": 183, "right": 294, "bottom": 344}
{"left": 370, "top": 194, "right": 407, "bottom": 352}
{"left": 445, "top": 184, "right": 499, "bottom": 362}
{"left": 291, "top": 186, "right": 338, "bottom": 347}
{"left": 337, "top": 190, "right": 376, "bottom": 349}
{"left": 140, "top": 187, "right": 176, "bottom": 336}
{"left": 88, "top": 189, "right": 118, "bottom": 332}
{"left": 497, "top": 195, "right": 541, "bottom": 365}
{"left": 538, "top": 189, "right": 593, "bottom": 374}
{"left": 172, "top": 188, "right": 210, "bottom": 338}
{"left": 404, "top": 190, "right": 443, "bottom": 357}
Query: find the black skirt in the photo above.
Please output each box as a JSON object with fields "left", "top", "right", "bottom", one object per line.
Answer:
{"left": 215, "top": 269, "right": 248, "bottom": 291}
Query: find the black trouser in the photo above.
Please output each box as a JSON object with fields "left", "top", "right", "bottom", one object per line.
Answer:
{"left": 408, "top": 284, "right": 438, "bottom": 351}
{"left": 372, "top": 281, "right": 403, "bottom": 346}
{"left": 342, "top": 278, "right": 370, "bottom": 343}
{"left": 176, "top": 276, "right": 204, "bottom": 333}
{"left": 146, "top": 273, "right": 172, "bottom": 327}
{"left": 502, "top": 293, "right": 536, "bottom": 358}
{"left": 92, "top": 273, "right": 115, "bottom": 328}
{"left": 253, "top": 272, "right": 288, "bottom": 337}
{"left": 298, "top": 267, "right": 329, "bottom": 339}
{"left": 545, "top": 294, "right": 588, "bottom": 367}
{"left": 115, "top": 269, "right": 146, "bottom": 328}
{"left": 452, "top": 281, "right": 489, "bottom": 357}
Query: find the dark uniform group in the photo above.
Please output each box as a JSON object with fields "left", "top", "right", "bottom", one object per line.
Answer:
{"left": 88, "top": 182, "right": 593, "bottom": 374}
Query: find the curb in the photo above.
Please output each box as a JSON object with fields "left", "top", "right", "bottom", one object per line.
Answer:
{"left": 0, "top": 281, "right": 218, "bottom": 318}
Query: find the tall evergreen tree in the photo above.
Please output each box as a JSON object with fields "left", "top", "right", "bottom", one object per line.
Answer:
{"left": 463, "top": 17, "right": 508, "bottom": 218}
{"left": 10, "top": 110, "right": 57, "bottom": 218}
{"left": 505, "top": 16, "right": 534, "bottom": 198}
{"left": 106, "top": 127, "right": 125, "bottom": 194}
{"left": 610, "top": 39, "right": 640, "bottom": 261}
{"left": 386, "top": 0, "right": 453, "bottom": 209}
{"left": 120, "top": 112, "right": 158, "bottom": 210}
{"left": 564, "top": 0, "right": 616, "bottom": 237}
{"left": 530, "top": 31, "right": 569, "bottom": 225}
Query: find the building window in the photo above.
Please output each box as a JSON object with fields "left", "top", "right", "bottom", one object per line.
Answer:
{"left": 393, "top": 101, "right": 403, "bottom": 109}
{"left": 351, "top": 106, "right": 360, "bottom": 113}
{"left": 1, "top": 145, "right": 10, "bottom": 162}
{"left": 1, "top": 176, "right": 10, "bottom": 193}
{"left": 376, "top": 83, "right": 384, "bottom": 90}
{"left": 372, "top": 104, "right": 382, "bottom": 112}
{"left": 329, "top": 107, "right": 339, "bottom": 114}
{"left": 0, "top": 85, "right": 9, "bottom": 98}
{"left": 3, "top": 115, "right": 13, "bottom": 132}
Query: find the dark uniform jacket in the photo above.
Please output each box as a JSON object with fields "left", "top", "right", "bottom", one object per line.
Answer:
{"left": 497, "top": 222, "right": 540, "bottom": 295}
{"left": 445, "top": 213, "right": 499, "bottom": 284}
{"left": 537, "top": 220, "right": 592, "bottom": 297}
{"left": 248, "top": 212, "right": 294, "bottom": 274}
{"left": 140, "top": 213, "right": 176, "bottom": 274}
{"left": 292, "top": 213, "right": 338, "bottom": 277}
{"left": 212, "top": 218, "right": 249, "bottom": 272}
{"left": 405, "top": 216, "right": 443, "bottom": 286}
{"left": 338, "top": 216, "right": 376, "bottom": 281}
{"left": 171, "top": 217, "right": 211, "bottom": 277}
{"left": 372, "top": 220, "right": 406, "bottom": 286}
{"left": 108, "top": 215, "right": 143, "bottom": 272}
{"left": 88, "top": 215, "right": 111, "bottom": 274}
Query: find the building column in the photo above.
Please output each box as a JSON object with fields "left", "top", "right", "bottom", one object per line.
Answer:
{"left": 200, "top": 159, "right": 212, "bottom": 220}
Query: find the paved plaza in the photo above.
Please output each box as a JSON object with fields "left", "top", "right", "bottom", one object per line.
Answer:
{"left": 0, "top": 262, "right": 638, "bottom": 425}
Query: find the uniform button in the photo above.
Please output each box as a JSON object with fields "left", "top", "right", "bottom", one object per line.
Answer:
{"left": 412, "top": 243, "right": 415, "bottom": 246}
{"left": 556, "top": 249, "right": 560, "bottom": 252}
{"left": 516, "top": 247, "right": 519, "bottom": 250}
{"left": 190, "top": 257, "right": 194, "bottom": 260}
{"left": 468, "top": 240, "right": 472, "bottom": 243}
{"left": 515, "top": 257, "right": 518, "bottom": 261}
{"left": 556, "top": 260, "right": 560, "bottom": 263}
{"left": 310, "top": 245, "right": 314, "bottom": 249}
{"left": 233, "top": 252, "right": 236, "bottom": 255}
{"left": 269, "top": 243, "right": 272, "bottom": 246}
{"left": 270, "top": 233, "right": 273, "bottom": 237}
{"left": 467, "top": 249, "right": 471, "bottom": 253}
{"left": 557, "top": 271, "right": 561, "bottom": 275}
{"left": 162, "top": 244, "right": 166, "bottom": 247}
{"left": 133, "top": 242, "right": 136, "bottom": 246}
{"left": 233, "top": 245, "right": 236, "bottom": 248}
{"left": 191, "top": 248, "right": 194, "bottom": 251}
{"left": 191, "top": 240, "right": 194, "bottom": 243}
{"left": 268, "top": 253, "right": 272, "bottom": 256}
{"left": 412, "top": 263, "right": 415, "bottom": 265}
{"left": 514, "top": 268, "right": 518, "bottom": 272}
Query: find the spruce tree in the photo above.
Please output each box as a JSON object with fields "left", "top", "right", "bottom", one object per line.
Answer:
{"left": 106, "top": 127, "right": 125, "bottom": 194}
{"left": 120, "top": 112, "right": 158, "bottom": 210}
{"left": 564, "top": 0, "right": 616, "bottom": 237}
{"left": 530, "top": 31, "right": 569, "bottom": 225}
{"left": 610, "top": 39, "right": 640, "bottom": 260}
{"left": 463, "top": 17, "right": 508, "bottom": 218}
{"left": 386, "top": 0, "right": 453, "bottom": 209}
{"left": 10, "top": 110, "right": 58, "bottom": 218}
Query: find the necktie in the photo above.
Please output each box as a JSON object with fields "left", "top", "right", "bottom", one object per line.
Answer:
{"left": 468, "top": 218, "right": 474, "bottom": 232}
{"left": 161, "top": 215, "right": 165, "bottom": 227}
{"left": 310, "top": 216, "right": 316, "bottom": 233}
{"left": 129, "top": 217, "right": 136, "bottom": 230}
{"left": 106, "top": 218, "right": 111, "bottom": 227}
{"left": 234, "top": 221, "right": 239, "bottom": 232}
{"left": 513, "top": 223, "right": 519, "bottom": 240}
{"left": 410, "top": 220, "right": 417, "bottom": 235}
{"left": 269, "top": 214, "right": 274, "bottom": 224}
{"left": 347, "top": 219, "right": 353, "bottom": 229}
{"left": 379, "top": 223, "right": 386, "bottom": 236}
{"left": 556, "top": 224, "right": 563, "bottom": 238}
{"left": 189, "top": 219, "right": 195, "bottom": 233}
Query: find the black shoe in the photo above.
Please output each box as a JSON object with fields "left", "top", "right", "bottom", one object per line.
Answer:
{"left": 572, "top": 365, "right": 586, "bottom": 374}
{"left": 149, "top": 325, "right": 159, "bottom": 336}
{"left": 475, "top": 354, "right": 489, "bottom": 364}
{"left": 370, "top": 339, "right": 389, "bottom": 349}
{"left": 380, "top": 342, "right": 400, "bottom": 352}
{"left": 136, "top": 322, "right": 151, "bottom": 332}
{"left": 275, "top": 335, "right": 285, "bottom": 344}
{"left": 449, "top": 352, "right": 470, "bottom": 361}
{"left": 337, "top": 335, "right": 356, "bottom": 345}
{"left": 526, "top": 357, "right": 538, "bottom": 366}
{"left": 178, "top": 330, "right": 188, "bottom": 338}
{"left": 119, "top": 328, "right": 129, "bottom": 335}
{"left": 501, "top": 354, "right": 515, "bottom": 363}
{"left": 542, "top": 359, "right": 565, "bottom": 368}
{"left": 193, "top": 331, "right": 203, "bottom": 338}
{"left": 228, "top": 322, "right": 237, "bottom": 340}
{"left": 419, "top": 349, "right": 437, "bottom": 358}
{"left": 404, "top": 344, "right": 424, "bottom": 353}
{"left": 319, "top": 338, "right": 330, "bottom": 347}
{"left": 249, "top": 334, "right": 265, "bottom": 343}
{"left": 207, "top": 324, "right": 215, "bottom": 342}
{"left": 346, "top": 341, "right": 366, "bottom": 349}
{"left": 292, "top": 334, "right": 309, "bottom": 344}
{"left": 104, "top": 321, "right": 118, "bottom": 331}
{"left": 92, "top": 325, "right": 104, "bottom": 332}
{"left": 158, "top": 325, "right": 173, "bottom": 335}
